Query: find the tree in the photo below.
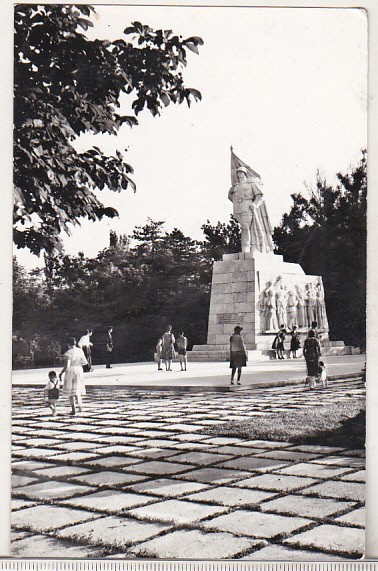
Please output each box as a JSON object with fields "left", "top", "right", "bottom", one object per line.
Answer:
{"left": 201, "top": 216, "right": 241, "bottom": 264}
{"left": 273, "top": 151, "right": 367, "bottom": 347}
{"left": 14, "top": 5, "right": 203, "bottom": 255}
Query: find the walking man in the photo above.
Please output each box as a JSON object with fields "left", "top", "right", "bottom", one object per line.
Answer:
{"left": 78, "top": 329, "right": 94, "bottom": 372}
{"left": 106, "top": 326, "right": 113, "bottom": 369}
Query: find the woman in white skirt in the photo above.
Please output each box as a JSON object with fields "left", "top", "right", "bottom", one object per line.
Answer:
{"left": 59, "top": 337, "right": 88, "bottom": 415}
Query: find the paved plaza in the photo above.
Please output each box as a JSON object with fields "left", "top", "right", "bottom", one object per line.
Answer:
{"left": 12, "top": 354, "right": 365, "bottom": 389}
{"left": 12, "top": 374, "right": 365, "bottom": 560}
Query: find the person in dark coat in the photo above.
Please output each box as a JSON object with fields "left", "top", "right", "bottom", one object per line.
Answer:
{"left": 106, "top": 326, "right": 113, "bottom": 369}
{"left": 290, "top": 326, "right": 301, "bottom": 358}
{"left": 276, "top": 325, "right": 286, "bottom": 359}
{"left": 303, "top": 329, "right": 321, "bottom": 388}
{"left": 229, "top": 326, "right": 247, "bottom": 385}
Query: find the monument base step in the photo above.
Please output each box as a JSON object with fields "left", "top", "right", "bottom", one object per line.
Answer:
{"left": 189, "top": 344, "right": 359, "bottom": 362}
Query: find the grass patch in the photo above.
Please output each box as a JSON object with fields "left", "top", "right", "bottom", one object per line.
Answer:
{"left": 204, "top": 399, "right": 366, "bottom": 449}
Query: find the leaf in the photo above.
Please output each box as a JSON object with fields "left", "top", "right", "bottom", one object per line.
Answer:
{"left": 188, "top": 88, "right": 202, "bottom": 101}
{"left": 160, "top": 92, "right": 170, "bottom": 107}
{"left": 77, "top": 18, "right": 93, "bottom": 31}
{"left": 185, "top": 43, "right": 199, "bottom": 55}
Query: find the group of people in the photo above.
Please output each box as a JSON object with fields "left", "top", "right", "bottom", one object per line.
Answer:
{"left": 230, "top": 321, "right": 327, "bottom": 389}
{"left": 43, "top": 326, "right": 115, "bottom": 417}
{"left": 272, "top": 325, "right": 301, "bottom": 359}
{"left": 44, "top": 336, "right": 88, "bottom": 416}
{"left": 155, "top": 326, "right": 188, "bottom": 372}
{"left": 77, "top": 326, "right": 114, "bottom": 371}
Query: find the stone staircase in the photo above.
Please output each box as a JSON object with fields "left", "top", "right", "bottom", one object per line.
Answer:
{"left": 189, "top": 335, "right": 360, "bottom": 362}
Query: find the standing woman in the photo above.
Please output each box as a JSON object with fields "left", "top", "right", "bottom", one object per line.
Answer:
{"left": 176, "top": 332, "right": 188, "bottom": 371}
{"left": 276, "top": 326, "right": 286, "bottom": 360}
{"left": 229, "top": 326, "right": 247, "bottom": 385}
{"left": 59, "top": 337, "right": 87, "bottom": 415}
{"left": 161, "top": 325, "right": 175, "bottom": 371}
{"left": 303, "top": 329, "right": 321, "bottom": 389}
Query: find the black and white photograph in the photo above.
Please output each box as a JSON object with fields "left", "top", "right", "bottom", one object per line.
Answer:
{"left": 10, "top": 2, "right": 369, "bottom": 561}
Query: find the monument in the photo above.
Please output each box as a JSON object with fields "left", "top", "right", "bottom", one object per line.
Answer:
{"left": 190, "top": 149, "right": 353, "bottom": 361}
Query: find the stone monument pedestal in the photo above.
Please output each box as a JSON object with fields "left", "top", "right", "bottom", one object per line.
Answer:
{"left": 190, "top": 251, "right": 355, "bottom": 361}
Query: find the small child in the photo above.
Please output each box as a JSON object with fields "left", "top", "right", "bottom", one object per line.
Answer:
{"left": 44, "top": 370, "right": 60, "bottom": 416}
{"left": 156, "top": 339, "right": 163, "bottom": 371}
{"left": 318, "top": 361, "right": 328, "bottom": 388}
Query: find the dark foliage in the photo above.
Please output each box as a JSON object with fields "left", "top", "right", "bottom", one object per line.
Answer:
{"left": 14, "top": 5, "right": 203, "bottom": 254}
{"left": 273, "top": 151, "right": 366, "bottom": 348}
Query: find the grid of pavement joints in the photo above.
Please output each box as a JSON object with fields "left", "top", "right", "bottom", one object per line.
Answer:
{"left": 12, "top": 377, "right": 365, "bottom": 560}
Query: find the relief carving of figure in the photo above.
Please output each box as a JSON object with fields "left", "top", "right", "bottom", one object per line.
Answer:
{"left": 305, "top": 283, "right": 316, "bottom": 328}
{"left": 258, "top": 283, "right": 270, "bottom": 333}
{"left": 265, "top": 282, "right": 278, "bottom": 332}
{"left": 273, "top": 276, "right": 287, "bottom": 328}
{"left": 315, "top": 281, "right": 328, "bottom": 330}
{"left": 295, "top": 284, "right": 306, "bottom": 328}
{"left": 286, "top": 289, "right": 297, "bottom": 330}
{"left": 228, "top": 166, "right": 274, "bottom": 255}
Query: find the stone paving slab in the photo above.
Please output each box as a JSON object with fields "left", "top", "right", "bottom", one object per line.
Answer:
{"left": 335, "top": 507, "right": 365, "bottom": 527}
{"left": 231, "top": 473, "right": 318, "bottom": 492}
{"left": 284, "top": 523, "right": 365, "bottom": 556}
{"left": 300, "top": 481, "right": 365, "bottom": 502}
{"left": 12, "top": 534, "right": 105, "bottom": 558}
{"left": 217, "top": 456, "right": 290, "bottom": 472}
{"left": 128, "top": 498, "right": 228, "bottom": 524}
{"left": 93, "top": 445, "right": 143, "bottom": 455}
{"left": 125, "top": 460, "right": 197, "bottom": 476}
{"left": 128, "top": 478, "right": 210, "bottom": 498}
{"left": 313, "top": 456, "right": 365, "bottom": 469}
{"left": 13, "top": 447, "right": 64, "bottom": 459}
{"left": 277, "top": 462, "right": 351, "bottom": 480}
{"left": 254, "top": 450, "right": 320, "bottom": 461}
{"left": 173, "top": 442, "right": 216, "bottom": 451}
{"left": 17, "top": 480, "right": 93, "bottom": 500}
{"left": 57, "top": 515, "right": 171, "bottom": 548}
{"left": 18, "top": 438, "right": 63, "bottom": 448}
{"left": 185, "top": 486, "right": 276, "bottom": 507}
{"left": 340, "top": 470, "right": 366, "bottom": 482}
{"left": 243, "top": 543, "right": 347, "bottom": 561}
{"left": 134, "top": 439, "right": 182, "bottom": 448}
{"left": 168, "top": 451, "right": 233, "bottom": 466}
{"left": 128, "top": 529, "right": 264, "bottom": 559}
{"left": 214, "top": 445, "right": 264, "bottom": 456}
{"left": 237, "top": 440, "right": 291, "bottom": 449}
{"left": 127, "top": 448, "right": 183, "bottom": 460}
{"left": 11, "top": 530, "right": 30, "bottom": 541}
{"left": 70, "top": 471, "right": 148, "bottom": 488}
{"left": 12, "top": 475, "right": 39, "bottom": 488}
{"left": 178, "top": 467, "right": 252, "bottom": 484}
{"left": 51, "top": 441, "right": 102, "bottom": 452}
{"left": 260, "top": 495, "right": 355, "bottom": 518}
{"left": 46, "top": 451, "right": 98, "bottom": 462}
{"left": 202, "top": 509, "right": 311, "bottom": 538}
{"left": 12, "top": 504, "right": 99, "bottom": 532}
{"left": 63, "top": 490, "right": 155, "bottom": 512}
{"left": 85, "top": 455, "right": 143, "bottom": 468}
{"left": 32, "top": 465, "right": 92, "bottom": 478}
{"left": 12, "top": 499, "right": 37, "bottom": 511}
{"left": 12, "top": 460, "right": 52, "bottom": 472}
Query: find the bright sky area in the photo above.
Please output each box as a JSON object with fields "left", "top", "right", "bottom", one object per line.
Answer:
{"left": 16, "top": 5, "right": 367, "bottom": 269}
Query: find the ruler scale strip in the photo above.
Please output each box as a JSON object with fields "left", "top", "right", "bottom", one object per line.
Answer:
{"left": 0, "top": 562, "right": 376, "bottom": 571}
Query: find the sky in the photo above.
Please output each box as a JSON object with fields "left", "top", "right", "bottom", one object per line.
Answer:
{"left": 15, "top": 5, "right": 367, "bottom": 269}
